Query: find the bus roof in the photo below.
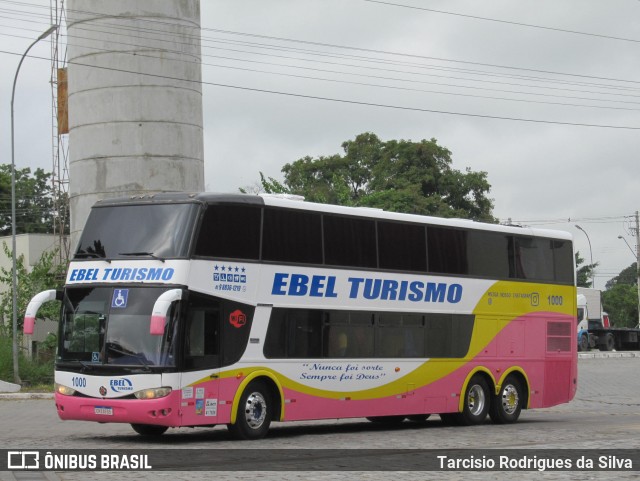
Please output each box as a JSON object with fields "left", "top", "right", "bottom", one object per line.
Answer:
{"left": 92, "top": 192, "right": 572, "bottom": 241}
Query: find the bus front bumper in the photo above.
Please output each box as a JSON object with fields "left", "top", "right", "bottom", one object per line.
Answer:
{"left": 55, "top": 391, "right": 182, "bottom": 427}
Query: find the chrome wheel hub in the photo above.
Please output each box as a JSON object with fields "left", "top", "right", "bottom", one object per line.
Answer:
{"left": 243, "top": 391, "right": 267, "bottom": 429}
{"left": 468, "top": 384, "right": 486, "bottom": 416}
{"left": 501, "top": 384, "right": 519, "bottom": 415}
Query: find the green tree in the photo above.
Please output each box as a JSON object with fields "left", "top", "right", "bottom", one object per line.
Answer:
{"left": 252, "top": 133, "right": 496, "bottom": 221}
{"left": 602, "top": 262, "right": 638, "bottom": 327}
{"left": 0, "top": 244, "right": 65, "bottom": 334}
{"left": 0, "top": 165, "right": 61, "bottom": 236}
{"left": 575, "top": 251, "right": 598, "bottom": 288}
{"left": 605, "top": 262, "right": 637, "bottom": 290}
{"left": 602, "top": 283, "right": 638, "bottom": 328}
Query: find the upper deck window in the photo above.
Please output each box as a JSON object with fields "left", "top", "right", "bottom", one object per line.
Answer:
{"left": 75, "top": 203, "right": 199, "bottom": 260}
{"left": 262, "top": 208, "right": 323, "bottom": 264}
{"left": 195, "top": 204, "right": 261, "bottom": 260}
{"left": 324, "top": 215, "right": 377, "bottom": 268}
{"left": 377, "top": 221, "right": 426, "bottom": 272}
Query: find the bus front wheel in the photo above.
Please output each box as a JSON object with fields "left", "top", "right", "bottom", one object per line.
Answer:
{"left": 228, "top": 380, "right": 272, "bottom": 440}
{"left": 489, "top": 375, "right": 523, "bottom": 424}
{"left": 459, "top": 375, "right": 490, "bottom": 425}
{"left": 130, "top": 424, "right": 168, "bottom": 436}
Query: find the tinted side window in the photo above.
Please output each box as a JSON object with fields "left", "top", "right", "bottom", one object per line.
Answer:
{"left": 378, "top": 221, "right": 427, "bottom": 272}
{"left": 510, "top": 236, "right": 555, "bottom": 281}
{"left": 322, "top": 311, "right": 375, "bottom": 358}
{"left": 551, "top": 239, "right": 574, "bottom": 284}
{"left": 264, "top": 308, "right": 323, "bottom": 358}
{"left": 324, "top": 215, "right": 377, "bottom": 268}
{"left": 264, "top": 308, "right": 473, "bottom": 359}
{"left": 466, "top": 230, "right": 510, "bottom": 278}
{"left": 427, "top": 227, "right": 468, "bottom": 275}
{"left": 184, "top": 293, "right": 254, "bottom": 370}
{"left": 194, "top": 205, "right": 261, "bottom": 259}
{"left": 262, "top": 208, "right": 323, "bottom": 264}
{"left": 424, "top": 313, "right": 474, "bottom": 358}
{"left": 184, "top": 297, "right": 220, "bottom": 371}
{"left": 376, "top": 313, "right": 424, "bottom": 357}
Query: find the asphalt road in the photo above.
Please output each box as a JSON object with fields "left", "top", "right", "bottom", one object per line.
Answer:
{"left": 2, "top": 354, "right": 640, "bottom": 480}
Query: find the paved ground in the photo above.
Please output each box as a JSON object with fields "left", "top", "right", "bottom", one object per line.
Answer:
{"left": 1, "top": 353, "right": 640, "bottom": 480}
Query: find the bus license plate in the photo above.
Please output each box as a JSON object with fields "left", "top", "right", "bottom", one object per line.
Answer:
{"left": 94, "top": 406, "right": 113, "bottom": 416}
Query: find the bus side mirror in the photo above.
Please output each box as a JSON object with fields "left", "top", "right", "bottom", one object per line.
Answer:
{"left": 150, "top": 289, "right": 182, "bottom": 335}
{"left": 24, "top": 289, "right": 59, "bottom": 335}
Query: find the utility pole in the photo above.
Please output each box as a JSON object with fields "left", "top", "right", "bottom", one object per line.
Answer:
{"left": 635, "top": 211, "right": 640, "bottom": 328}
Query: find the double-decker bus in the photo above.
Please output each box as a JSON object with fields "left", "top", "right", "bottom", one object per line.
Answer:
{"left": 25, "top": 193, "right": 577, "bottom": 439}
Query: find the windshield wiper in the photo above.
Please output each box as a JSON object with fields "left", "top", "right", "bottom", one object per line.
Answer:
{"left": 78, "top": 360, "right": 95, "bottom": 372}
{"left": 106, "top": 343, "right": 152, "bottom": 372}
{"left": 118, "top": 251, "right": 165, "bottom": 262}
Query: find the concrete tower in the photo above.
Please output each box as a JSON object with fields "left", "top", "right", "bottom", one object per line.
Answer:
{"left": 67, "top": 0, "right": 204, "bottom": 247}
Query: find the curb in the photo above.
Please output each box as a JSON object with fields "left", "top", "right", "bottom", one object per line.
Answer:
{"left": 0, "top": 392, "right": 54, "bottom": 400}
{"left": 578, "top": 351, "right": 640, "bottom": 359}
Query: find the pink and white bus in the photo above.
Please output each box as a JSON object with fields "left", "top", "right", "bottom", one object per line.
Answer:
{"left": 26, "top": 193, "right": 577, "bottom": 439}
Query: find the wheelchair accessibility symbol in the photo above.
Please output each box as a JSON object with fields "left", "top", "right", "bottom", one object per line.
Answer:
{"left": 112, "top": 289, "right": 129, "bottom": 308}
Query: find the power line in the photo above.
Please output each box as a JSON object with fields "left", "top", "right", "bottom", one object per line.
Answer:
{"left": 4, "top": 27, "right": 638, "bottom": 113}
{"left": 5, "top": 23, "right": 640, "bottom": 114}
{"left": 3, "top": 47, "right": 640, "bottom": 131}
{"left": 363, "top": 0, "right": 640, "bottom": 45}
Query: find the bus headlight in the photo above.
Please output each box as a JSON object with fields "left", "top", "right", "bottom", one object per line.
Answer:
{"left": 55, "top": 383, "right": 76, "bottom": 396}
{"left": 134, "top": 387, "right": 172, "bottom": 399}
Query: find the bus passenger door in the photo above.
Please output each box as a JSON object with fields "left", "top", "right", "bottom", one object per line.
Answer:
{"left": 180, "top": 304, "right": 221, "bottom": 425}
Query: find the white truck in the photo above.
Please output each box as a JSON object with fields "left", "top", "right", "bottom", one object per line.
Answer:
{"left": 577, "top": 287, "right": 640, "bottom": 351}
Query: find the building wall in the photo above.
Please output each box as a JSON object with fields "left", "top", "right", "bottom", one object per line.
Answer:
{"left": 0, "top": 234, "right": 59, "bottom": 354}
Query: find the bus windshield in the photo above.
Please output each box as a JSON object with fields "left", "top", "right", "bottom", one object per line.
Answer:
{"left": 59, "top": 286, "right": 179, "bottom": 368}
{"left": 75, "top": 203, "right": 199, "bottom": 260}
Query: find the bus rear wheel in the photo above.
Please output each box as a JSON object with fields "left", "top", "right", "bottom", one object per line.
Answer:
{"left": 228, "top": 380, "right": 272, "bottom": 440}
{"left": 130, "top": 424, "right": 168, "bottom": 436}
{"left": 459, "top": 375, "right": 490, "bottom": 426}
{"left": 489, "top": 375, "right": 523, "bottom": 424}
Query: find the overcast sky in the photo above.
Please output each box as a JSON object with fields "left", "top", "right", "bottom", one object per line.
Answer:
{"left": 1, "top": 0, "right": 639, "bottom": 291}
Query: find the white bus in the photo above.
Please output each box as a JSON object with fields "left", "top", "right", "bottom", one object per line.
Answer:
{"left": 26, "top": 193, "right": 577, "bottom": 439}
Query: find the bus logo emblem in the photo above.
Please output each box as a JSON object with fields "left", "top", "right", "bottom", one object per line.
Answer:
{"left": 229, "top": 310, "right": 247, "bottom": 328}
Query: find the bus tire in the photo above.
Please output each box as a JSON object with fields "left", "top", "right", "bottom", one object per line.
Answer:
{"left": 489, "top": 375, "right": 523, "bottom": 424}
{"left": 578, "top": 334, "right": 588, "bottom": 352}
{"left": 130, "top": 424, "right": 168, "bottom": 436}
{"left": 228, "top": 380, "right": 272, "bottom": 440}
{"left": 459, "top": 374, "right": 490, "bottom": 426}
{"left": 366, "top": 415, "right": 406, "bottom": 423}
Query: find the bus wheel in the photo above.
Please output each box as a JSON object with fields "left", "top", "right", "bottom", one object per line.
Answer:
{"left": 130, "top": 424, "right": 168, "bottom": 436}
{"left": 489, "top": 375, "right": 523, "bottom": 424}
{"left": 459, "top": 375, "right": 490, "bottom": 425}
{"left": 366, "top": 415, "right": 406, "bottom": 423}
{"left": 228, "top": 380, "right": 272, "bottom": 440}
